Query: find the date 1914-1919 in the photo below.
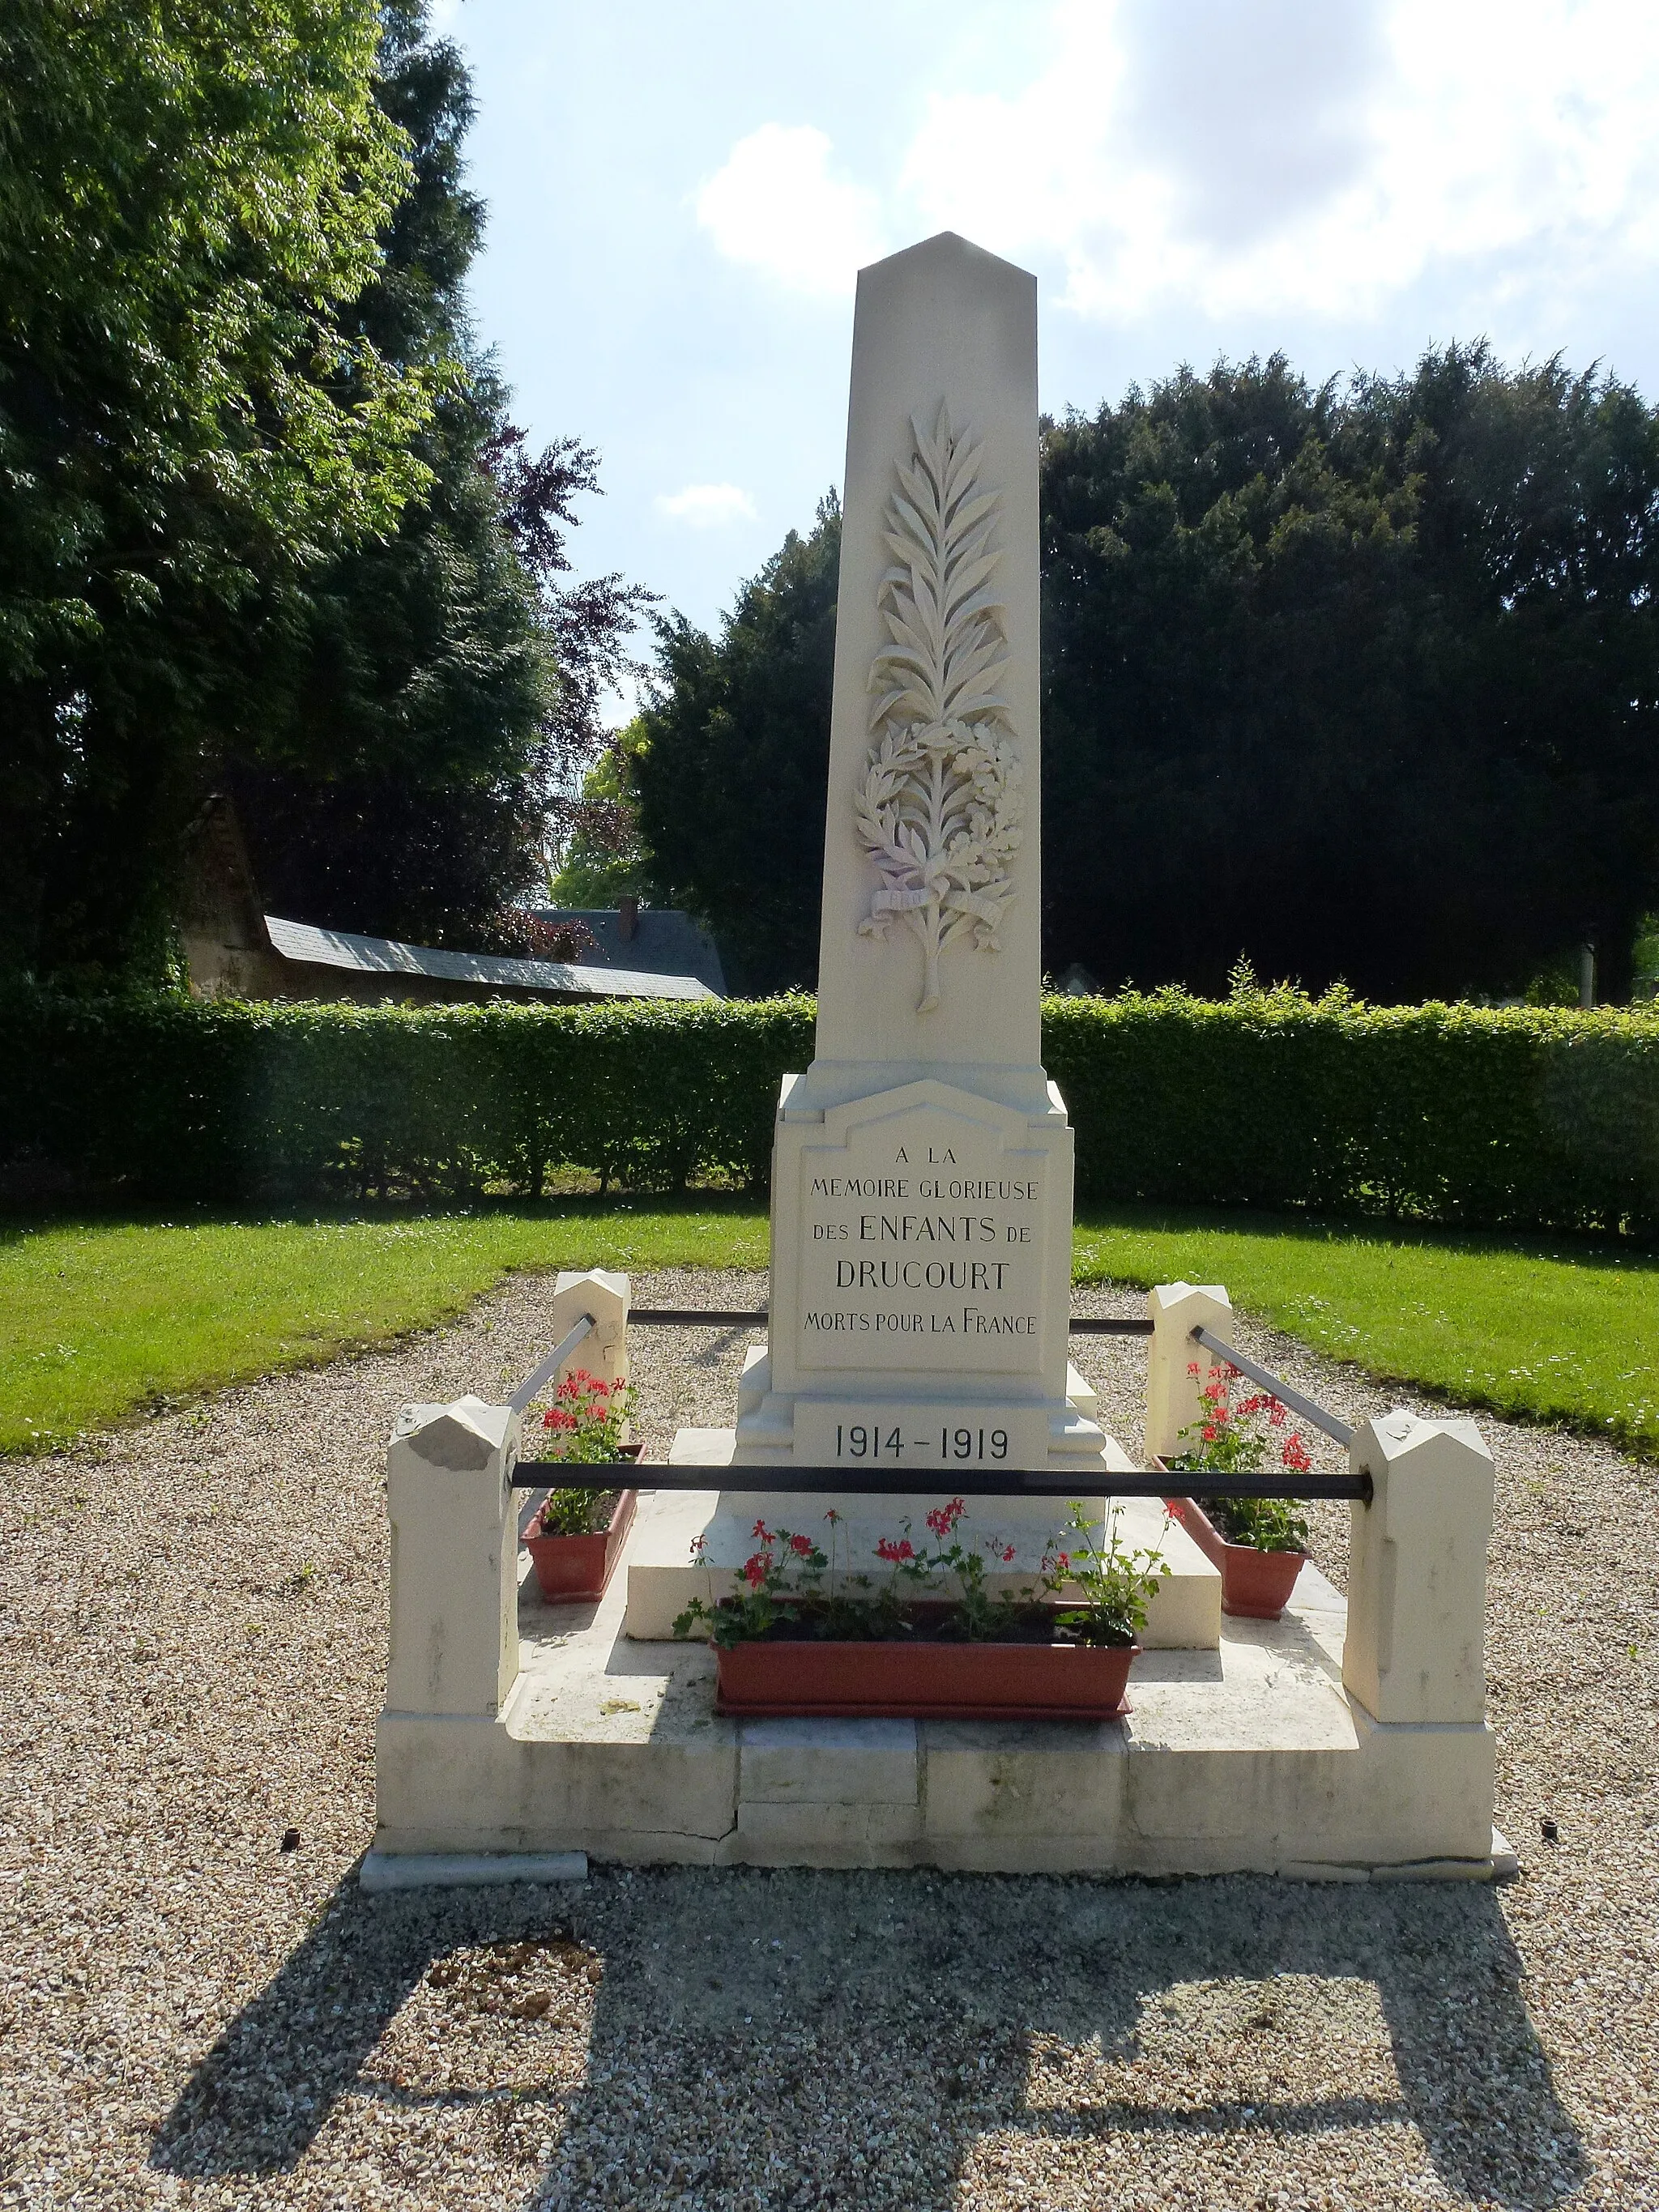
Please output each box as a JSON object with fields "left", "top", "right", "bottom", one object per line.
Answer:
{"left": 837, "top": 1423, "right": 1010, "bottom": 1462}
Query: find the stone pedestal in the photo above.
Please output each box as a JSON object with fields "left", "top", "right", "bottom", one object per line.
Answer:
{"left": 735, "top": 1076, "right": 1102, "bottom": 1474}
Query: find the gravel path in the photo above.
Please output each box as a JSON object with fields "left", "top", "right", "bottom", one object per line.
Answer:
{"left": 2, "top": 1266, "right": 1655, "bottom": 2209}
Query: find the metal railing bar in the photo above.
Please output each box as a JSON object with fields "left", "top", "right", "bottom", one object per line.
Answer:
{"left": 1190, "top": 1324, "right": 1354, "bottom": 1447}
{"left": 508, "top": 1315, "right": 595, "bottom": 1414}
{"left": 509, "top": 1459, "right": 1370, "bottom": 1502}
{"left": 630, "top": 1308, "right": 768, "bottom": 1327}
{"left": 625, "top": 1308, "right": 1154, "bottom": 1334}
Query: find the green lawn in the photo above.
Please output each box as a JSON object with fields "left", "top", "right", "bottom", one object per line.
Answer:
{"left": 3, "top": 1200, "right": 1657, "bottom": 1460}
{"left": 1076, "top": 1207, "right": 1659, "bottom": 1458}
{"left": 0, "top": 1203, "right": 766, "bottom": 1455}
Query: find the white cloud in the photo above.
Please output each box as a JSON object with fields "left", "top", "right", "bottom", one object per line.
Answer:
{"left": 655, "top": 482, "right": 759, "bottom": 528}
{"left": 894, "top": 0, "right": 1659, "bottom": 326}
{"left": 696, "top": 122, "right": 886, "bottom": 296}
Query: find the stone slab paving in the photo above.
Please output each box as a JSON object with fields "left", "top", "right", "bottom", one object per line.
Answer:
{"left": 2, "top": 1266, "right": 1655, "bottom": 2207}
{"left": 495, "top": 1527, "right": 1363, "bottom": 1875}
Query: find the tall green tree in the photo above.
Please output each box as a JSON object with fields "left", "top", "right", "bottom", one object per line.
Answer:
{"left": 635, "top": 352, "right": 1659, "bottom": 1003}
{"left": 633, "top": 494, "right": 839, "bottom": 992}
{"left": 0, "top": 0, "right": 436, "bottom": 978}
{"left": 230, "top": 5, "right": 650, "bottom": 949}
{"left": 1042, "top": 348, "right": 1659, "bottom": 1000}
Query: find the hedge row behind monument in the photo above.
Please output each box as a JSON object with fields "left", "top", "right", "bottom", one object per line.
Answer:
{"left": 4, "top": 987, "right": 1657, "bottom": 1234}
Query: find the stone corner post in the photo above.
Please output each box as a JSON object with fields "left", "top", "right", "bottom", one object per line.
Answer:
{"left": 1143, "top": 1281, "right": 1235, "bottom": 1464}
{"left": 1342, "top": 1409, "right": 1495, "bottom": 1725}
{"left": 385, "top": 1395, "right": 522, "bottom": 1720}
{"left": 550, "top": 1269, "right": 630, "bottom": 1402}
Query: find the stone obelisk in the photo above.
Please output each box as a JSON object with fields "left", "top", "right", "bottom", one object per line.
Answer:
{"left": 730, "top": 231, "right": 1116, "bottom": 1480}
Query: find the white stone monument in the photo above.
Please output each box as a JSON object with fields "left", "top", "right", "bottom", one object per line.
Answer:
{"left": 620, "top": 232, "right": 1217, "bottom": 1639}
{"left": 731, "top": 231, "right": 1106, "bottom": 1478}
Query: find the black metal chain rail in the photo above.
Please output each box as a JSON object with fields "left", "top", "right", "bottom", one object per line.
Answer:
{"left": 625, "top": 1308, "right": 1153, "bottom": 1335}
{"left": 510, "top": 1460, "right": 1370, "bottom": 1502}
{"left": 628, "top": 1309, "right": 766, "bottom": 1327}
{"left": 508, "top": 1309, "right": 1368, "bottom": 1497}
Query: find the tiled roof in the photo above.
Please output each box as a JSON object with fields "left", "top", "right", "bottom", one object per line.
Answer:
{"left": 531, "top": 908, "right": 727, "bottom": 996}
{"left": 263, "top": 915, "right": 715, "bottom": 1001}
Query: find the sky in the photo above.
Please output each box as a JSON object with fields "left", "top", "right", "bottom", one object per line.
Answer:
{"left": 434, "top": 0, "right": 1659, "bottom": 666}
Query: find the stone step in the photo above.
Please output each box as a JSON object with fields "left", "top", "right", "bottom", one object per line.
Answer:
{"left": 372, "top": 1533, "right": 1497, "bottom": 1877}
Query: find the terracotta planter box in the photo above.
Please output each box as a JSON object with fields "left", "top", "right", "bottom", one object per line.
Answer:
{"left": 1156, "top": 1476, "right": 1307, "bottom": 1620}
{"left": 714, "top": 1628, "right": 1137, "bottom": 1721}
{"left": 522, "top": 1487, "right": 638, "bottom": 1604}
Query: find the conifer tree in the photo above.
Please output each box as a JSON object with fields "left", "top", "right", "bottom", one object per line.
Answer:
{"left": 232, "top": 4, "right": 650, "bottom": 948}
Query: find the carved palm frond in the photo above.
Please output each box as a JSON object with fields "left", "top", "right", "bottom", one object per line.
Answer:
{"left": 868, "top": 404, "right": 1012, "bottom": 741}
{"left": 855, "top": 403, "right": 1025, "bottom": 1012}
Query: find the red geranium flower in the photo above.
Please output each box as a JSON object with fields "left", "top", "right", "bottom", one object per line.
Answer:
{"left": 789, "top": 1533, "right": 812, "bottom": 1557}
{"left": 876, "top": 1536, "right": 915, "bottom": 1564}
{"left": 743, "top": 1551, "right": 770, "bottom": 1588}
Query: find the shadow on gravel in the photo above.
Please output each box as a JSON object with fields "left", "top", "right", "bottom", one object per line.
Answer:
{"left": 149, "top": 1874, "right": 568, "bottom": 2177}
{"left": 152, "top": 1866, "right": 1587, "bottom": 2210}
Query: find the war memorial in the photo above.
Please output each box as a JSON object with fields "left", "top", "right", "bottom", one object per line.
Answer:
{"left": 370, "top": 235, "right": 1507, "bottom": 1886}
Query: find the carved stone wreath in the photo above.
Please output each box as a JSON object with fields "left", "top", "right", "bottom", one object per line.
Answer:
{"left": 855, "top": 401, "right": 1022, "bottom": 1013}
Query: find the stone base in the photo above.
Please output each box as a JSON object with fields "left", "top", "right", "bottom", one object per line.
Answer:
{"left": 619, "top": 1428, "right": 1222, "bottom": 1647}
{"left": 373, "top": 1508, "right": 1499, "bottom": 1877}
{"left": 732, "top": 1352, "right": 1119, "bottom": 1474}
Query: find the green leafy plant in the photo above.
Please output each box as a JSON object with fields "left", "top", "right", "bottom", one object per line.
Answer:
{"left": 1040, "top": 1503, "right": 1171, "bottom": 1647}
{"left": 535, "top": 1487, "right": 620, "bottom": 1537}
{"left": 1166, "top": 1362, "right": 1312, "bottom": 1554}
{"left": 873, "top": 1497, "right": 1043, "bottom": 1641}
{"left": 534, "top": 1368, "right": 633, "bottom": 1536}
{"left": 671, "top": 1518, "right": 837, "bottom": 1648}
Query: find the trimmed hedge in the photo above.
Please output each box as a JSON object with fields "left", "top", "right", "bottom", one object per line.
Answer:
{"left": 0, "top": 991, "right": 814, "bottom": 1203}
{"left": 1044, "top": 987, "right": 1659, "bottom": 1236}
{"left": 4, "top": 983, "right": 1658, "bottom": 1233}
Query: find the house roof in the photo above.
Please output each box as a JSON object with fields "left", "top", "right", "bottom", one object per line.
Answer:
{"left": 531, "top": 907, "right": 727, "bottom": 996}
{"left": 262, "top": 914, "right": 716, "bottom": 1001}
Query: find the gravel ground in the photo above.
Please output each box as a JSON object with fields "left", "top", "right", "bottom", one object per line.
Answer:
{"left": 2, "top": 1265, "right": 1655, "bottom": 2210}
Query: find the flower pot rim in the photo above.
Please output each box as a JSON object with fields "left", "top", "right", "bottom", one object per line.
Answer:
{"left": 715, "top": 1629, "right": 1141, "bottom": 1652}
{"left": 695, "top": 1596, "right": 1140, "bottom": 1651}
{"left": 712, "top": 1632, "right": 1141, "bottom": 1720}
{"left": 526, "top": 1485, "right": 637, "bottom": 1544}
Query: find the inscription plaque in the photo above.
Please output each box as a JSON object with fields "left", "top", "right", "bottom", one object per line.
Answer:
{"left": 796, "top": 1103, "right": 1049, "bottom": 1374}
